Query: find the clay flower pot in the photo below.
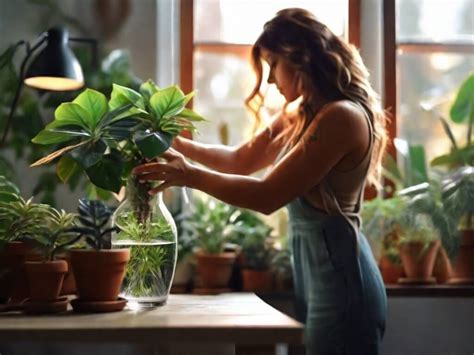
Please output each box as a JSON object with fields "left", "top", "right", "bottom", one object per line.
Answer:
{"left": 379, "top": 254, "right": 405, "bottom": 284}
{"left": 70, "top": 249, "right": 130, "bottom": 302}
{"left": 195, "top": 251, "right": 236, "bottom": 289}
{"left": 432, "top": 246, "right": 452, "bottom": 284}
{"left": 242, "top": 269, "right": 273, "bottom": 292}
{"left": 399, "top": 240, "right": 440, "bottom": 284}
{"left": 450, "top": 229, "right": 474, "bottom": 284}
{"left": 0, "top": 242, "right": 41, "bottom": 304}
{"left": 24, "top": 260, "right": 68, "bottom": 301}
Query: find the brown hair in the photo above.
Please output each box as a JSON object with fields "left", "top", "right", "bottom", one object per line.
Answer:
{"left": 245, "top": 8, "right": 388, "bottom": 188}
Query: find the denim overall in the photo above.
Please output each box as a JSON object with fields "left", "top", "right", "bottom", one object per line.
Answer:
{"left": 287, "top": 110, "right": 387, "bottom": 355}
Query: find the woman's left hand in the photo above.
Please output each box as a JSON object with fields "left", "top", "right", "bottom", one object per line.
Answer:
{"left": 133, "top": 148, "right": 196, "bottom": 195}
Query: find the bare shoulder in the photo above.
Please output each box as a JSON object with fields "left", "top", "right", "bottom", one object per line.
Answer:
{"left": 308, "top": 100, "right": 367, "bottom": 138}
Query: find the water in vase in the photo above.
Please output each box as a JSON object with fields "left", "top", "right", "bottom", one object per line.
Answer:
{"left": 113, "top": 239, "right": 176, "bottom": 308}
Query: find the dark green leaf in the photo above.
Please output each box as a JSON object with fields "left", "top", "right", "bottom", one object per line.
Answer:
{"left": 57, "top": 155, "right": 80, "bottom": 183}
{"left": 71, "top": 140, "right": 107, "bottom": 169}
{"left": 134, "top": 130, "right": 172, "bottom": 159}
{"left": 86, "top": 151, "right": 123, "bottom": 193}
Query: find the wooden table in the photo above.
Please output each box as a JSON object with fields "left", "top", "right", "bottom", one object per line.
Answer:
{"left": 0, "top": 293, "right": 303, "bottom": 355}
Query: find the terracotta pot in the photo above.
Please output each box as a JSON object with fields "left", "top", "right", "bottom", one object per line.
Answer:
{"left": 58, "top": 254, "right": 77, "bottom": 296}
{"left": 399, "top": 240, "right": 440, "bottom": 281}
{"left": 70, "top": 249, "right": 130, "bottom": 302}
{"left": 450, "top": 230, "right": 474, "bottom": 284}
{"left": 0, "top": 242, "right": 41, "bottom": 304}
{"left": 379, "top": 255, "right": 404, "bottom": 284}
{"left": 196, "top": 251, "right": 236, "bottom": 288}
{"left": 242, "top": 269, "right": 273, "bottom": 292}
{"left": 24, "top": 260, "right": 68, "bottom": 301}
{"left": 432, "top": 246, "right": 452, "bottom": 284}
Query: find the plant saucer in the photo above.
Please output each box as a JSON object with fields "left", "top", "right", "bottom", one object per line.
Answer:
{"left": 23, "top": 296, "right": 69, "bottom": 314}
{"left": 70, "top": 297, "right": 127, "bottom": 313}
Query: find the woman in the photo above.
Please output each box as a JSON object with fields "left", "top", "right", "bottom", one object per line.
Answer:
{"left": 134, "top": 8, "right": 387, "bottom": 355}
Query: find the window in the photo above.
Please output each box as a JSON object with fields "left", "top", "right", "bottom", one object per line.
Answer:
{"left": 389, "top": 0, "right": 474, "bottom": 164}
{"left": 184, "top": 0, "right": 349, "bottom": 145}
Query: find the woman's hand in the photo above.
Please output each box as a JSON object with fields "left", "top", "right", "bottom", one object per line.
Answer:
{"left": 133, "top": 148, "right": 197, "bottom": 195}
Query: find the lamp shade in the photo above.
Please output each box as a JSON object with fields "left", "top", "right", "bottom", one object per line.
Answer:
{"left": 24, "top": 27, "right": 84, "bottom": 91}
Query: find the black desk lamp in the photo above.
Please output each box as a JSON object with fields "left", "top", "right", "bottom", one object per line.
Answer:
{"left": 0, "top": 27, "right": 97, "bottom": 147}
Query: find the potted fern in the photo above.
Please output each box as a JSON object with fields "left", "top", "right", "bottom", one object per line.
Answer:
{"left": 31, "top": 80, "right": 204, "bottom": 307}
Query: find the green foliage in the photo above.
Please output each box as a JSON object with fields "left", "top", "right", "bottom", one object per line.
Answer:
{"left": 0, "top": 189, "right": 79, "bottom": 260}
{"left": 361, "top": 196, "right": 406, "bottom": 264}
{"left": 429, "top": 73, "right": 474, "bottom": 168}
{"left": 31, "top": 80, "right": 204, "bottom": 193}
{"left": 0, "top": 45, "right": 141, "bottom": 204}
{"left": 398, "top": 213, "right": 439, "bottom": 246}
{"left": 442, "top": 167, "right": 474, "bottom": 231}
{"left": 226, "top": 209, "right": 274, "bottom": 270}
{"left": 72, "top": 198, "right": 116, "bottom": 250}
{"left": 180, "top": 197, "right": 237, "bottom": 255}
{"left": 115, "top": 211, "right": 174, "bottom": 243}
{"left": 270, "top": 236, "right": 292, "bottom": 284}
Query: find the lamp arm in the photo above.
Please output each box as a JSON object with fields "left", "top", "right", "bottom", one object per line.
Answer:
{"left": 70, "top": 37, "right": 99, "bottom": 69}
{"left": 0, "top": 35, "right": 47, "bottom": 148}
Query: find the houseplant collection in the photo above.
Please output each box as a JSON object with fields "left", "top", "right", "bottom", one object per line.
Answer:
{"left": 31, "top": 80, "right": 204, "bottom": 307}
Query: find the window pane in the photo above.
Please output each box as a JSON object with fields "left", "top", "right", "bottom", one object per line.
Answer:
{"left": 398, "top": 52, "right": 474, "bottom": 163}
{"left": 195, "top": 0, "right": 348, "bottom": 44}
{"left": 397, "top": 0, "right": 474, "bottom": 43}
{"left": 194, "top": 51, "right": 284, "bottom": 145}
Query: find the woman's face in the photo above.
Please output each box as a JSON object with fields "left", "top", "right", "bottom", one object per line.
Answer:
{"left": 261, "top": 49, "right": 301, "bottom": 102}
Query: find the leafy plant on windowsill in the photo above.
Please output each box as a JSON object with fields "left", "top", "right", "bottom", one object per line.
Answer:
{"left": 30, "top": 80, "right": 204, "bottom": 227}
{"left": 180, "top": 197, "right": 237, "bottom": 255}
{"left": 427, "top": 73, "right": 474, "bottom": 169}
{"left": 227, "top": 209, "right": 274, "bottom": 270}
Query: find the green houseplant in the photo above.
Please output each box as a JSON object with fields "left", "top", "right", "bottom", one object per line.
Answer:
{"left": 227, "top": 209, "right": 274, "bottom": 292}
{"left": 68, "top": 198, "right": 130, "bottom": 312}
{"left": 361, "top": 195, "right": 406, "bottom": 284}
{"left": 441, "top": 167, "right": 474, "bottom": 283}
{"left": 31, "top": 80, "right": 204, "bottom": 307}
{"left": 180, "top": 197, "right": 238, "bottom": 292}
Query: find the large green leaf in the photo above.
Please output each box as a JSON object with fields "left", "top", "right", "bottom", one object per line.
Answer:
{"left": 109, "top": 83, "right": 145, "bottom": 111}
{"left": 139, "top": 80, "right": 160, "bottom": 101}
{"left": 31, "top": 129, "right": 75, "bottom": 145}
{"left": 407, "top": 144, "right": 428, "bottom": 185}
{"left": 70, "top": 140, "right": 107, "bottom": 169}
{"left": 178, "top": 108, "right": 206, "bottom": 121}
{"left": 56, "top": 155, "right": 80, "bottom": 183}
{"left": 450, "top": 73, "right": 474, "bottom": 124}
{"left": 86, "top": 151, "right": 123, "bottom": 193}
{"left": 73, "top": 89, "right": 108, "bottom": 130}
{"left": 134, "top": 130, "right": 172, "bottom": 159}
{"left": 149, "top": 86, "right": 185, "bottom": 119}
{"left": 55, "top": 102, "right": 91, "bottom": 130}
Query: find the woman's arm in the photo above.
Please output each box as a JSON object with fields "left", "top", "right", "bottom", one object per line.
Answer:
{"left": 135, "top": 102, "right": 368, "bottom": 214}
{"left": 173, "top": 114, "right": 284, "bottom": 175}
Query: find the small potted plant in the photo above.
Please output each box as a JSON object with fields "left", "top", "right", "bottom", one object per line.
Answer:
{"left": 362, "top": 195, "right": 406, "bottom": 284}
{"left": 68, "top": 198, "right": 129, "bottom": 312}
{"left": 20, "top": 208, "right": 79, "bottom": 314}
{"left": 228, "top": 209, "right": 274, "bottom": 292}
{"left": 181, "top": 197, "right": 238, "bottom": 293}
{"left": 442, "top": 167, "right": 474, "bottom": 284}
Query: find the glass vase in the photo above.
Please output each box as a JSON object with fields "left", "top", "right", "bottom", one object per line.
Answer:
{"left": 112, "top": 177, "right": 177, "bottom": 308}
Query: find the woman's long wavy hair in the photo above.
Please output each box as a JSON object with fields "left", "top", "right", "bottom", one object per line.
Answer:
{"left": 245, "top": 8, "right": 388, "bottom": 188}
